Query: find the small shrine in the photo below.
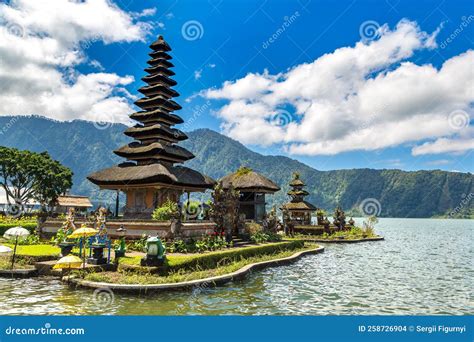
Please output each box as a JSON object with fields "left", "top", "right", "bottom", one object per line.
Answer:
{"left": 220, "top": 167, "right": 280, "bottom": 222}
{"left": 281, "top": 173, "right": 316, "bottom": 225}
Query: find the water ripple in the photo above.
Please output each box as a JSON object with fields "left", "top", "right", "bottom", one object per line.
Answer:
{"left": 0, "top": 218, "right": 472, "bottom": 315}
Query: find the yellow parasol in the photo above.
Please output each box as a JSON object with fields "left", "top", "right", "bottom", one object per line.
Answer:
{"left": 53, "top": 255, "right": 83, "bottom": 269}
{"left": 67, "top": 227, "right": 98, "bottom": 269}
{"left": 67, "top": 227, "right": 98, "bottom": 239}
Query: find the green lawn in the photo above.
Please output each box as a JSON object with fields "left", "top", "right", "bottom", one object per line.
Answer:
{"left": 85, "top": 242, "right": 318, "bottom": 285}
{"left": 4, "top": 243, "right": 60, "bottom": 257}
{"left": 118, "top": 240, "right": 305, "bottom": 273}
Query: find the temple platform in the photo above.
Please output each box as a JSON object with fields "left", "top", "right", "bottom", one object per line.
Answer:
{"left": 34, "top": 260, "right": 116, "bottom": 276}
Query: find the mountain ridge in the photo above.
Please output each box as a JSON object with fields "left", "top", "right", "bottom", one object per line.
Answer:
{"left": 0, "top": 116, "right": 472, "bottom": 218}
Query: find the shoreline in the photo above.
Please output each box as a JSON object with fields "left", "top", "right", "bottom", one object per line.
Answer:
{"left": 301, "top": 236, "right": 385, "bottom": 243}
{"left": 68, "top": 246, "right": 325, "bottom": 294}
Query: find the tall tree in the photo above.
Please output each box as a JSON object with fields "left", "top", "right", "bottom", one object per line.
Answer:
{"left": 0, "top": 146, "right": 73, "bottom": 214}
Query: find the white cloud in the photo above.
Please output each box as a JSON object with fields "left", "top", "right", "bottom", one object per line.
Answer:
{"left": 194, "top": 69, "right": 202, "bottom": 80}
{"left": 89, "top": 59, "right": 105, "bottom": 71}
{"left": 0, "top": 0, "right": 154, "bottom": 124}
{"left": 412, "top": 138, "right": 474, "bottom": 156}
{"left": 425, "top": 159, "right": 451, "bottom": 166}
{"left": 203, "top": 20, "right": 474, "bottom": 156}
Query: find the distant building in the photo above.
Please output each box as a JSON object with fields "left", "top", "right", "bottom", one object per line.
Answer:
{"left": 55, "top": 195, "right": 93, "bottom": 214}
{"left": 281, "top": 173, "right": 316, "bottom": 225}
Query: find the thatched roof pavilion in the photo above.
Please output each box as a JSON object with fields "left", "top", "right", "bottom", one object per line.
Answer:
{"left": 87, "top": 36, "right": 214, "bottom": 218}
{"left": 220, "top": 167, "right": 280, "bottom": 222}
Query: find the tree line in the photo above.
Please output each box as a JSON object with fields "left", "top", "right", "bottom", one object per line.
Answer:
{"left": 0, "top": 146, "right": 73, "bottom": 215}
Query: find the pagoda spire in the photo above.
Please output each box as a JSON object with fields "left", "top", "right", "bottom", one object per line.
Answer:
{"left": 287, "top": 172, "right": 309, "bottom": 202}
{"left": 114, "top": 35, "right": 194, "bottom": 165}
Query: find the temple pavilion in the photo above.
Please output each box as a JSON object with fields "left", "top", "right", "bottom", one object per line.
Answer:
{"left": 220, "top": 167, "right": 280, "bottom": 222}
{"left": 281, "top": 173, "right": 316, "bottom": 225}
{"left": 88, "top": 36, "right": 215, "bottom": 219}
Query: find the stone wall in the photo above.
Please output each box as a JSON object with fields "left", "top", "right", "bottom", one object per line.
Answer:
{"left": 40, "top": 218, "right": 216, "bottom": 239}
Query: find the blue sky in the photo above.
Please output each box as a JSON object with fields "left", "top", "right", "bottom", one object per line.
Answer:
{"left": 0, "top": 0, "right": 472, "bottom": 172}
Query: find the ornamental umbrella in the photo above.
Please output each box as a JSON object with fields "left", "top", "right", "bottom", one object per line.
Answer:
{"left": 67, "top": 227, "right": 98, "bottom": 269}
{"left": 53, "top": 255, "right": 83, "bottom": 281}
{"left": 3, "top": 226, "right": 30, "bottom": 269}
{"left": 67, "top": 227, "right": 98, "bottom": 239}
{"left": 3, "top": 226, "right": 30, "bottom": 239}
{"left": 53, "top": 255, "right": 83, "bottom": 269}
{"left": 0, "top": 245, "right": 13, "bottom": 253}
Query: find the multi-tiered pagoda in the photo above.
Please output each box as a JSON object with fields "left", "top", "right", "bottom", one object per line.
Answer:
{"left": 88, "top": 36, "right": 215, "bottom": 218}
{"left": 281, "top": 173, "right": 316, "bottom": 225}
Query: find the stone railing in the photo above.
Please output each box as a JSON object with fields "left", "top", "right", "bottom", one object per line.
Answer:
{"left": 40, "top": 218, "right": 216, "bottom": 239}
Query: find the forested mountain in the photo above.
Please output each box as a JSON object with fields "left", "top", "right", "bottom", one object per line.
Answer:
{"left": 0, "top": 116, "right": 472, "bottom": 218}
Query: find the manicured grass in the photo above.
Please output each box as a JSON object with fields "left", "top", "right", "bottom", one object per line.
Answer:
{"left": 84, "top": 243, "right": 318, "bottom": 285}
{"left": 118, "top": 240, "right": 305, "bottom": 273}
{"left": 3, "top": 244, "right": 60, "bottom": 259}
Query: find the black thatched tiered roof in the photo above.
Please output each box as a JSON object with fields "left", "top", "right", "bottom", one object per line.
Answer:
{"left": 282, "top": 173, "right": 316, "bottom": 212}
{"left": 220, "top": 167, "right": 280, "bottom": 193}
{"left": 88, "top": 36, "right": 214, "bottom": 190}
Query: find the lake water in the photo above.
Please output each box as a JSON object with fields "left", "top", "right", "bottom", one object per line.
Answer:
{"left": 0, "top": 218, "right": 472, "bottom": 315}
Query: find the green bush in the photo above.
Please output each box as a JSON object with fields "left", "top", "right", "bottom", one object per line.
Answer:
{"left": 250, "top": 231, "right": 282, "bottom": 244}
{"left": 164, "top": 234, "right": 230, "bottom": 254}
{"left": 126, "top": 235, "right": 148, "bottom": 252}
{"left": 151, "top": 200, "right": 178, "bottom": 221}
{"left": 319, "top": 226, "right": 377, "bottom": 240}
{"left": 0, "top": 222, "right": 37, "bottom": 236}
{"left": 119, "top": 240, "right": 304, "bottom": 273}
{"left": 245, "top": 222, "right": 262, "bottom": 235}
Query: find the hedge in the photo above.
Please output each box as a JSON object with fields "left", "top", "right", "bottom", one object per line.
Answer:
{"left": 119, "top": 240, "right": 305, "bottom": 274}
{"left": 0, "top": 222, "right": 37, "bottom": 235}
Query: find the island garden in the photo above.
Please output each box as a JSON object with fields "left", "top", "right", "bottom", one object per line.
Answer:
{"left": 0, "top": 36, "right": 382, "bottom": 291}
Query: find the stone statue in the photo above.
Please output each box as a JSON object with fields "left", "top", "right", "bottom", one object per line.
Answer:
{"left": 348, "top": 217, "right": 355, "bottom": 226}
{"left": 333, "top": 206, "right": 346, "bottom": 230}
